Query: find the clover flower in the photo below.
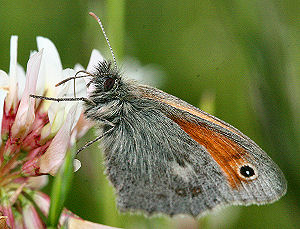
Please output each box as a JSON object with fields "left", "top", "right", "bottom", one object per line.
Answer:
{"left": 0, "top": 36, "right": 115, "bottom": 228}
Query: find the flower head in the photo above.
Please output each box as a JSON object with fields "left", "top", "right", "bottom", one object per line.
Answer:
{"left": 0, "top": 36, "right": 94, "bottom": 228}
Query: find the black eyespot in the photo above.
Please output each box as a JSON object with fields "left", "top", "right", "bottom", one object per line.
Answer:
{"left": 240, "top": 165, "right": 255, "bottom": 178}
{"left": 103, "top": 78, "right": 115, "bottom": 91}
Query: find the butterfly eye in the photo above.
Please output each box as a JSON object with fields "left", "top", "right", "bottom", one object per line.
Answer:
{"left": 239, "top": 165, "right": 257, "bottom": 179}
{"left": 103, "top": 78, "right": 115, "bottom": 91}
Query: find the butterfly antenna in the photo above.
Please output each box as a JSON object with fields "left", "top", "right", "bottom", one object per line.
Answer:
{"left": 89, "top": 12, "right": 117, "bottom": 72}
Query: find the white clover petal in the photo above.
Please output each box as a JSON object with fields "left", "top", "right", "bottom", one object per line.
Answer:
{"left": 87, "top": 49, "right": 103, "bottom": 72}
{"left": 86, "top": 49, "right": 103, "bottom": 95}
{"left": 60, "top": 68, "right": 77, "bottom": 102}
{"left": 6, "top": 36, "right": 19, "bottom": 112}
{"left": 74, "top": 79, "right": 87, "bottom": 98}
{"left": 74, "top": 63, "right": 84, "bottom": 71}
{"left": 39, "top": 104, "right": 80, "bottom": 175}
{"left": 11, "top": 50, "right": 43, "bottom": 138}
{"left": 60, "top": 68, "right": 86, "bottom": 98}
{"left": 47, "top": 68, "right": 84, "bottom": 133}
{"left": 0, "top": 70, "right": 9, "bottom": 89}
{"left": 40, "top": 122, "right": 51, "bottom": 141}
{"left": 73, "top": 64, "right": 88, "bottom": 98}
{"left": 48, "top": 102, "right": 66, "bottom": 133}
{"left": 62, "top": 78, "right": 87, "bottom": 99}
{"left": 36, "top": 36, "right": 63, "bottom": 97}
{"left": 9, "top": 36, "right": 18, "bottom": 80}
{"left": 16, "top": 63, "right": 26, "bottom": 100}
{"left": 48, "top": 71, "right": 73, "bottom": 129}
{"left": 70, "top": 101, "right": 83, "bottom": 133}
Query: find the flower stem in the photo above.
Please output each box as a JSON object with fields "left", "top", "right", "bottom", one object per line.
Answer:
{"left": 47, "top": 149, "right": 74, "bottom": 227}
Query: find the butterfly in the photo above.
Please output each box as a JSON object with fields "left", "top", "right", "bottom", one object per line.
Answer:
{"left": 31, "top": 12, "right": 286, "bottom": 217}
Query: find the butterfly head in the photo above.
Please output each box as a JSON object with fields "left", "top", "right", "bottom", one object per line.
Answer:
{"left": 88, "top": 60, "right": 121, "bottom": 94}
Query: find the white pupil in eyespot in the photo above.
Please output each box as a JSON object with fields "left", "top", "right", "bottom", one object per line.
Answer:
{"left": 240, "top": 165, "right": 255, "bottom": 178}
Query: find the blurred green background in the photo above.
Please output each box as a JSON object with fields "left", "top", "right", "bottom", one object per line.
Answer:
{"left": 0, "top": 0, "right": 299, "bottom": 228}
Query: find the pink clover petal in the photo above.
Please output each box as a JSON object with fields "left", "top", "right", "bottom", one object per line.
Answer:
{"left": 9, "top": 183, "right": 26, "bottom": 205}
{"left": 14, "top": 216, "right": 24, "bottom": 229}
{"left": 70, "top": 113, "right": 93, "bottom": 145}
{"left": 39, "top": 104, "right": 79, "bottom": 175}
{"left": 23, "top": 205, "right": 45, "bottom": 228}
{"left": 11, "top": 50, "right": 43, "bottom": 138}
{"left": 22, "top": 157, "right": 40, "bottom": 176}
{"left": 32, "top": 192, "right": 50, "bottom": 216}
{"left": 0, "top": 90, "right": 8, "bottom": 145}
{"left": 26, "top": 176, "right": 49, "bottom": 190}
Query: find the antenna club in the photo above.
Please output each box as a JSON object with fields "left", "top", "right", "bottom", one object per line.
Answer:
{"left": 89, "top": 12, "right": 98, "bottom": 20}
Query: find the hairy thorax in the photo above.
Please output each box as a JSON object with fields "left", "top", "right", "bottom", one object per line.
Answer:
{"left": 83, "top": 79, "right": 154, "bottom": 130}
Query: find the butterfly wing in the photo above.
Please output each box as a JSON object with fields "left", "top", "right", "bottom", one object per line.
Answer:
{"left": 100, "top": 85, "right": 286, "bottom": 216}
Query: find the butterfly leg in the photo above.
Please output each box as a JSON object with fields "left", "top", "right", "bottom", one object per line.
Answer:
{"left": 55, "top": 70, "right": 95, "bottom": 98}
{"left": 76, "top": 127, "right": 114, "bottom": 155}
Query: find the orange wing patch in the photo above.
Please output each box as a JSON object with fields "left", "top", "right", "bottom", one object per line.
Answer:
{"left": 161, "top": 99, "right": 239, "bottom": 135}
{"left": 170, "top": 116, "right": 247, "bottom": 189}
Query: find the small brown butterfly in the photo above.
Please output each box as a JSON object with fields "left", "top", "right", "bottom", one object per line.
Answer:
{"left": 31, "top": 12, "right": 286, "bottom": 217}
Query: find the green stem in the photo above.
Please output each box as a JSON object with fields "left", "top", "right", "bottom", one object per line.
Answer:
{"left": 47, "top": 149, "right": 75, "bottom": 227}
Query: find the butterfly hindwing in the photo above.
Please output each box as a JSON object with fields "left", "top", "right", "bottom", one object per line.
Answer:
{"left": 98, "top": 84, "right": 286, "bottom": 216}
